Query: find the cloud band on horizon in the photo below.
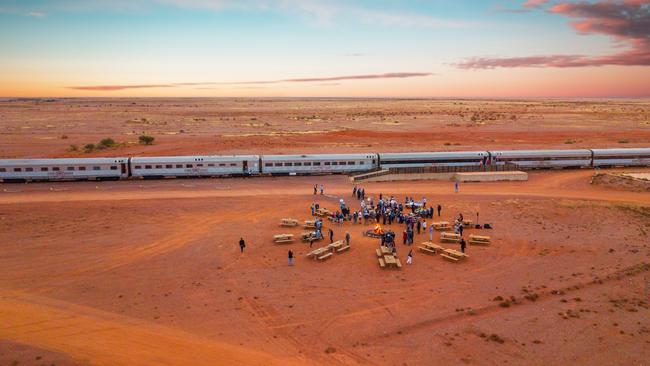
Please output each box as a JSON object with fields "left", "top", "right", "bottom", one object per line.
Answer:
{"left": 67, "top": 72, "right": 433, "bottom": 91}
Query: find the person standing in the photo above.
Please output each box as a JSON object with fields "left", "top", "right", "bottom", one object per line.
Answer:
{"left": 458, "top": 224, "right": 464, "bottom": 237}
{"left": 309, "top": 237, "right": 314, "bottom": 248}
{"left": 328, "top": 228, "right": 334, "bottom": 243}
{"left": 320, "top": 184, "right": 324, "bottom": 195}
{"left": 437, "top": 204, "right": 442, "bottom": 217}
{"left": 406, "top": 249, "right": 413, "bottom": 265}
{"left": 454, "top": 181, "right": 459, "bottom": 193}
{"left": 239, "top": 237, "right": 246, "bottom": 253}
{"left": 288, "top": 250, "right": 294, "bottom": 265}
{"left": 402, "top": 230, "right": 407, "bottom": 245}
{"left": 311, "top": 203, "right": 315, "bottom": 216}
{"left": 428, "top": 224, "right": 434, "bottom": 242}
{"left": 416, "top": 220, "right": 421, "bottom": 235}
{"left": 345, "top": 231, "right": 350, "bottom": 246}
{"left": 460, "top": 238, "right": 466, "bottom": 253}
{"left": 313, "top": 184, "right": 317, "bottom": 195}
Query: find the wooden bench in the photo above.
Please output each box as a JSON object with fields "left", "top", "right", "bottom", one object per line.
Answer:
{"left": 469, "top": 234, "right": 491, "bottom": 245}
{"left": 440, "top": 232, "right": 461, "bottom": 243}
{"left": 336, "top": 245, "right": 350, "bottom": 253}
{"left": 280, "top": 218, "right": 299, "bottom": 227}
{"left": 462, "top": 219, "right": 473, "bottom": 227}
{"left": 378, "top": 258, "right": 386, "bottom": 268}
{"left": 418, "top": 246, "right": 437, "bottom": 255}
{"left": 441, "top": 254, "right": 459, "bottom": 262}
{"left": 376, "top": 248, "right": 382, "bottom": 257}
{"left": 315, "top": 208, "right": 331, "bottom": 217}
{"left": 273, "top": 234, "right": 294, "bottom": 244}
{"left": 318, "top": 252, "right": 333, "bottom": 261}
{"left": 395, "top": 258, "right": 402, "bottom": 268}
{"left": 432, "top": 221, "right": 451, "bottom": 231}
{"left": 303, "top": 220, "right": 317, "bottom": 229}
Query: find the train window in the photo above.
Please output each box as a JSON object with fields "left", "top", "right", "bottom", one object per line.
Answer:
{"left": 313, "top": 162, "right": 321, "bottom": 166}
{"left": 145, "top": 165, "right": 152, "bottom": 169}
{"left": 265, "top": 163, "right": 273, "bottom": 167}
{"left": 134, "top": 166, "right": 141, "bottom": 169}
{"left": 348, "top": 162, "right": 355, "bottom": 165}
{"left": 294, "top": 162, "right": 302, "bottom": 166}
{"left": 26, "top": 167, "right": 34, "bottom": 172}
{"left": 359, "top": 161, "right": 365, "bottom": 165}
{"left": 274, "top": 163, "right": 282, "bottom": 167}
{"left": 78, "top": 167, "right": 86, "bottom": 171}
{"left": 67, "top": 167, "right": 74, "bottom": 171}
{"left": 110, "top": 166, "right": 118, "bottom": 170}
{"left": 155, "top": 165, "right": 162, "bottom": 169}
{"left": 324, "top": 162, "right": 330, "bottom": 166}
{"left": 41, "top": 167, "right": 48, "bottom": 171}
{"left": 284, "top": 163, "right": 293, "bottom": 166}
{"left": 304, "top": 162, "right": 312, "bottom": 166}
{"left": 52, "top": 167, "right": 60, "bottom": 171}
{"left": 14, "top": 168, "right": 22, "bottom": 172}
{"left": 219, "top": 163, "right": 226, "bottom": 167}
{"left": 176, "top": 164, "right": 183, "bottom": 168}
{"left": 197, "top": 164, "right": 204, "bottom": 167}
{"left": 332, "top": 162, "right": 338, "bottom": 165}
{"left": 372, "top": 160, "right": 376, "bottom": 164}
{"left": 0, "top": 168, "right": 5, "bottom": 172}
{"left": 208, "top": 164, "right": 215, "bottom": 167}
{"left": 230, "top": 163, "right": 236, "bottom": 166}
{"left": 93, "top": 166, "right": 101, "bottom": 171}
{"left": 166, "top": 164, "right": 173, "bottom": 169}
{"left": 186, "top": 164, "right": 193, "bottom": 168}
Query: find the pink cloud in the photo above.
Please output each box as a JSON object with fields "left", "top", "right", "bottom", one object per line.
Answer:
{"left": 458, "top": 0, "right": 650, "bottom": 69}
{"left": 523, "top": 0, "right": 549, "bottom": 8}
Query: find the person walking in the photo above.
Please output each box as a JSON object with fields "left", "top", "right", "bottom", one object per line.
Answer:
{"left": 460, "top": 238, "right": 467, "bottom": 253}
{"left": 345, "top": 231, "right": 350, "bottom": 246}
{"left": 406, "top": 249, "right": 413, "bottom": 265}
{"left": 416, "top": 220, "right": 421, "bottom": 235}
{"left": 328, "top": 228, "right": 334, "bottom": 243}
{"left": 428, "top": 224, "right": 434, "bottom": 242}
{"left": 313, "top": 184, "right": 317, "bottom": 195}
{"left": 309, "top": 237, "right": 314, "bottom": 248}
{"left": 454, "top": 181, "right": 459, "bottom": 193}
{"left": 239, "top": 237, "right": 246, "bottom": 253}
{"left": 320, "top": 184, "right": 324, "bottom": 195}
{"left": 402, "top": 230, "right": 407, "bottom": 245}
{"left": 458, "top": 224, "right": 464, "bottom": 237}
{"left": 288, "top": 250, "right": 294, "bottom": 265}
{"left": 437, "top": 204, "right": 442, "bottom": 217}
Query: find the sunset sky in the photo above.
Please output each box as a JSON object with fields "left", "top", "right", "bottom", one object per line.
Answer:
{"left": 1, "top": 0, "right": 648, "bottom": 98}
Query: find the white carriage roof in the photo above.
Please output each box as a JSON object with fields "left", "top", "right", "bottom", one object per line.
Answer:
{"left": 490, "top": 149, "right": 592, "bottom": 157}
{"left": 262, "top": 154, "right": 377, "bottom": 160}
{"left": 131, "top": 155, "right": 259, "bottom": 163}
{"left": 380, "top": 151, "right": 489, "bottom": 159}
{"left": 591, "top": 148, "right": 650, "bottom": 155}
{"left": 0, "top": 158, "right": 128, "bottom": 165}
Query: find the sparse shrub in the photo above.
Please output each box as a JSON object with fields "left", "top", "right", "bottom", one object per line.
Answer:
{"left": 139, "top": 135, "right": 155, "bottom": 145}
{"left": 84, "top": 143, "right": 95, "bottom": 152}
{"left": 488, "top": 334, "right": 505, "bottom": 344}
{"left": 618, "top": 139, "right": 630, "bottom": 144}
{"left": 68, "top": 144, "right": 78, "bottom": 152}
{"left": 499, "top": 300, "right": 511, "bottom": 308}
{"left": 564, "top": 139, "right": 576, "bottom": 144}
{"left": 324, "top": 346, "right": 336, "bottom": 354}
{"left": 98, "top": 137, "right": 116, "bottom": 149}
{"left": 60, "top": 134, "right": 68, "bottom": 139}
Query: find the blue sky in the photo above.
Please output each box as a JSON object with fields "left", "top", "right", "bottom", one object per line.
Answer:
{"left": 1, "top": 0, "right": 648, "bottom": 97}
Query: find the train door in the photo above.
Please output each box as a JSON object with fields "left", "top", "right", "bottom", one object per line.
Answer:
{"left": 121, "top": 162, "right": 127, "bottom": 175}
{"left": 243, "top": 161, "right": 248, "bottom": 174}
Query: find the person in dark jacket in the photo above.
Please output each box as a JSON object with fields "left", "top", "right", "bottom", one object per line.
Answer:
{"left": 328, "top": 228, "right": 334, "bottom": 243}
{"left": 239, "top": 238, "right": 246, "bottom": 253}
{"left": 460, "top": 238, "right": 466, "bottom": 253}
{"left": 288, "top": 250, "right": 294, "bottom": 265}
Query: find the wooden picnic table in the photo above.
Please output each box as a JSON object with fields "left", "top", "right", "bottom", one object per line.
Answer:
{"left": 306, "top": 247, "right": 330, "bottom": 259}
{"left": 443, "top": 248, "right": 468, "bottom": 259}
{"left": 384, "top": 255, "right": 397, "bottom": 265}
{"left": 328, "top": 240, "right": 344, "bottom": 250}
{"left": 380, "top": 246, "right": 392, "bottom": 255}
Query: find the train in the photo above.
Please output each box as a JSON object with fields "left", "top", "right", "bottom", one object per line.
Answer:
{"left": 1, "top": 148, "right": 650, "bottom": 182}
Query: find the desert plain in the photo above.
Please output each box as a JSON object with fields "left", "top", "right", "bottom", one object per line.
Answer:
{"left": 1, "top": 98, "right": 650, "bottom": 366}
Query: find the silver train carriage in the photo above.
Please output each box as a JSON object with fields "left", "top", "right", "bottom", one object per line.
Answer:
{"left": 130, "top": 155, "right": 260, "bottom": 178}
{"left": 0, "top": 157, "right": 129, "bottom": 182}
{"left": 260, "top": 154, "right": 378, "bottom": 175}
{"left": 591, "top": 148, "right": 650, "bottom": 167}
{"left": 488, "top": 149, "right": 592, "bottom": 169}
{"left": 378, "top": 151, "right": 489, "bottom": 169}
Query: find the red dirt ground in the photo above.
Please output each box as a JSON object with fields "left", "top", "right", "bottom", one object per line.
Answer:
{"left": 1, "top": 98, "right": 649, "bottom": 158}
{"left": 1, "top": 168, "right": 650, "bottom": 365}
